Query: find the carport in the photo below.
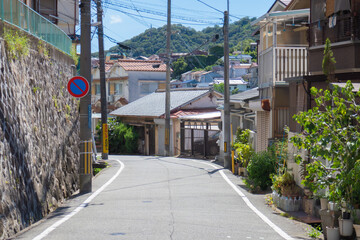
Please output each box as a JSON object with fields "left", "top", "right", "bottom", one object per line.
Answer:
{"left": 179, "top": 112, "right": 221, "bottom": 158}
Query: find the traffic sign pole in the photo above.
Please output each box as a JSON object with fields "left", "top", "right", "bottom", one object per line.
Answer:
{"left": 79, "top": 0, "right": 92, "bottom": 193}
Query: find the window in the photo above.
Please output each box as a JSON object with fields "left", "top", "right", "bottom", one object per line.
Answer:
{"left": 95, "top": 84, "right": 100, "bottom": 95}
{"left": 114, "top": 83, "right": 123, "bottom": 95}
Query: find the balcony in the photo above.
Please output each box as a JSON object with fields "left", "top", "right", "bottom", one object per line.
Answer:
{"left": 310, "top": 13, "right": 360, "bottom": 47}
{"left": 258, "top": 46, "right": 308, "bottom": 88}
{"left": 0, "top": 0, "right": 72, "bottom": 55}
{"left": 308, "top": 14, "right": 360, "bottom": 74}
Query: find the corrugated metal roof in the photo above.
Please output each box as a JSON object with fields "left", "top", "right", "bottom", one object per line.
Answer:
{"left": 110, "top": 89, "right": 210, "bottom": 117}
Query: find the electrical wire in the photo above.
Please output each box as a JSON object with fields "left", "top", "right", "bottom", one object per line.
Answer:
{"left": 104, "top": 1, "right": 219, "bottom": 25}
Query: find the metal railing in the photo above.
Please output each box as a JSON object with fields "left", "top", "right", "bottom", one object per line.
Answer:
{"left": 259, "top": 46, "right": 308, "bottom": 86}
{"left": 0, "top": 0, "right": 72, "bottom": 55}
{"left": 310, "top": 13, "right": 360, "bottom": 47}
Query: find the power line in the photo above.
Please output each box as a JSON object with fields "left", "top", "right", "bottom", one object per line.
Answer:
{"left": 104, "top": 4, "right": 219, "bottom": 26}
{"left": 104, "top": 1, "right": 219, "bottom": 25}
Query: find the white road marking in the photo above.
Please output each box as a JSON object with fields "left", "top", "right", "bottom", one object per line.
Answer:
{"left": 194, "top": 161, "right": 294, "bottom": 240}
{"left": 33, "top": 160, "right": 125, "bottom": 240}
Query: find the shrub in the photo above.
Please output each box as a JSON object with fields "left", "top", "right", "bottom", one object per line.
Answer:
{"left": 233, "top": 129, "right": 254, "bottom": 167}
{"left": 271, "top": 171, "right": 298, "bottom": 196}
{"left": 96, "top": 118, "right": 139, "bottom": 154}
{"left": 247, "top": 151, "right": 277, "bottom": 191}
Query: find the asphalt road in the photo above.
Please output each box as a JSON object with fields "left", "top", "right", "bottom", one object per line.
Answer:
{"left": 14, "top": 156, "right": 313, "bottom": 240}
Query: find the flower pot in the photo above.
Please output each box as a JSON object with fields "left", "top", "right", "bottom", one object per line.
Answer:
{"left": 326, "top": 227, "right": 340, "bottom": 240}
{"left": 328, "top": 201, "right": 337, "bottom": 211}
{"left": 339, "top": 218, "right": 353, "bottom": 237}
{"left": 320, "top": 198, "right": 328, "bottom": 210}
{"left": 353, "top": 224, "right": 360, "bottom": 239}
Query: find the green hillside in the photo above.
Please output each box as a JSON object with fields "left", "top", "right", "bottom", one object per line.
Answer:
{"left": 93, "top": 17, "right": 258, "bottom": 57}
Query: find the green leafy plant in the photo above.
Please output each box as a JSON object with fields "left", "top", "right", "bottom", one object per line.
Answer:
{"left": 93, "top": 168, "right": 102, "bottom": 176}
{"left": 96, "top": 118, "right": 139, "bottom": 154}
{"left": 271, "top": 171, "right": 299, "bottom": 197}
{"left": 233, "top": 129, "right": 254, "bottom": 167}
{"left": 70, "top": 45, "right": 79, "bottom": 66}
{"left": 291, "top": 81, "right": 360, "bottom": 206}
{"left": 247, "top": 151, "right": 277, "bottom": 191}
{"left": 38, "top": 40, "right": 49, "bottom": 59}
{"left": 4, "top": 28, "right": 29, "bottom": 59}
{"left": 307, "top": 225, "right": 322, "bottom": 239}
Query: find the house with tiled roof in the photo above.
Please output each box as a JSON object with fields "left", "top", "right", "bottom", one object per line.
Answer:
{"left": 91, "top": 61, "right": 129, "bottom": 114}
{"left": 91, "top": 59, "right": 167, "bottom": 114}
{"left": 116, "top": 59, "right": 167, "bottom": 102}
{"left": 110, "top": 88, "right": 222, "bottom": 156}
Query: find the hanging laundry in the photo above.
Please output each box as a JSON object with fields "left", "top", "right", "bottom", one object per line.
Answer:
{"left": 329, "top": 15, "right": 337, "bottom": 28}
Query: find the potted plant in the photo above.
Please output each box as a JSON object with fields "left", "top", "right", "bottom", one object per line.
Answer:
{"left": 353, "top": 213, "right": 360, "bottom": 239}
{"left": 233, "top": 129, "right": 253, "bottom": 177}
{"left": 315, "top": 191, "right": 329, "bottom": 210}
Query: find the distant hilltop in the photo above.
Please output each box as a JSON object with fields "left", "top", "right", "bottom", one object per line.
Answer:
{"left": 92, "top": 17, "right": 258, "bottom": 57}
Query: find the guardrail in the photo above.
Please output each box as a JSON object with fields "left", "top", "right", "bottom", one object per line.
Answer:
{"left": 0, "top": 0, "right": 72, "bottom": 55}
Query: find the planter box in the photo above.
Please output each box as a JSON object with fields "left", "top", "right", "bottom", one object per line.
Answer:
{"left": 303, "top": 198, "right": 315, "bottom": 216}
{"left": 320, "top": 209, "right": 341, "bottom": 239}
{"left": 272, "top": 192, "right": 302, "bottom": 212}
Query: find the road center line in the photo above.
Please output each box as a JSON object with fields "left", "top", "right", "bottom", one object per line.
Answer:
{"left": 194, "top": 160, "right": 294, "bottom": 240}
{"left": 33, "top": 159, "right": 125, "bottom": 240}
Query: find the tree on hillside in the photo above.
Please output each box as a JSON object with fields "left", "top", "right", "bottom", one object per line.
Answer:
{"left": 209, "top": 44, "right": 224, "bottom": 58}
{"left": 172, "top": 57, "right": 189, "bottom": 79}
{"left": 93, "top": 17, "right": 258, "bottom": 57}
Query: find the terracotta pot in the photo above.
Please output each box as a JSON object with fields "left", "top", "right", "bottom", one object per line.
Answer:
{"left": 326, "top": 227, "right": 340, "bottom": 240}
{"left": 339, "top": 218, "right": 353, "bottom": 237}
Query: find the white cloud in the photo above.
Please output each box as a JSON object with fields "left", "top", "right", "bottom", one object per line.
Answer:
{"left": 110, "top": 15, "right": 122, "bottom": 24}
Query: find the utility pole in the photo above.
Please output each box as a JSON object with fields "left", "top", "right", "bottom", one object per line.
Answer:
{"left": 223, "top": 11, "right": 231, "bottom": 169}
{"left": 79, "top": 0, "right": 92, "bottom": 192}
{"left": 164, "top": 0, "right": 171, "bottom": 156}
{"left": 97, "top": 0, "right": 108, "bottom": 160}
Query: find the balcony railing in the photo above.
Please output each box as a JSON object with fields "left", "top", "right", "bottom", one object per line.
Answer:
{"left": 259, "top": 46, "right": 308, "bottom": 87}
{"left": 310, "top": 13, "right": 360, "bottom": 47}
{"left": 0, "top": 0, "right": 72, "bottom": 55}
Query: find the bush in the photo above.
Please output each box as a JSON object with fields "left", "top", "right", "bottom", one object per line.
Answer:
{"left": 247, "top": 151, "right": 277, "bottom": 191}
{"left": 233, "top": 129, "right": 254, "bottom": 167}
{"left": 97, "top": 118, "right": 139, "bottom": 154}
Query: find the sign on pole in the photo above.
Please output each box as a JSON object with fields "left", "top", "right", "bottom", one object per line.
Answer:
{"left": 68, "top": 76, "right": 90, "bottom": 98}
{"left": 103, "top": 123, "right": 109, "bottom": 154}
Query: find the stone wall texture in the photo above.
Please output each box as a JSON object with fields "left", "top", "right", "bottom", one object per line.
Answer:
{"left": 0, "top": 25, "right": 80, "bottom": 239}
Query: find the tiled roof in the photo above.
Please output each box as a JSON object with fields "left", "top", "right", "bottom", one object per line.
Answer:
{"left": 116, "top": 59, "right": 167, "bottom": 72}
{"left": 230, "top": 87, "right": 259, "bottom": 102}
{"left": 110, "top": 89, "right": 210, "bottom": 117}
{"left": 105, "top": 63, "right": 114, "bottom": 72}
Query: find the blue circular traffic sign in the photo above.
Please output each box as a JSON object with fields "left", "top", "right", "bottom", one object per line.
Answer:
{"left": 67, "top": 76, "right": 89, "bottom": 98}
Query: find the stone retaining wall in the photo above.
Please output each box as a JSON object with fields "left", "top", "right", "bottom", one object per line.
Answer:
{"left": 0, "top": 24, "right": 80, "bottom": 239}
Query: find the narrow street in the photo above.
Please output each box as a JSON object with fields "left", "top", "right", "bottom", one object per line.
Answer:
{"left": 14, "top": 156, "right": 311, "bottom": 240}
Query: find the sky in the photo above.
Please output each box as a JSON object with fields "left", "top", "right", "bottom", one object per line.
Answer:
{"left": 89, "top": 0, "right": 276, "bottom": 52}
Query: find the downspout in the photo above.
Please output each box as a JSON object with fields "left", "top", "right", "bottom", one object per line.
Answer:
{"left": 74, "top": 0, "right": 76, "bottom": 38}
{"left": 244, "top": 112, "right": 255, "bottom": 124}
